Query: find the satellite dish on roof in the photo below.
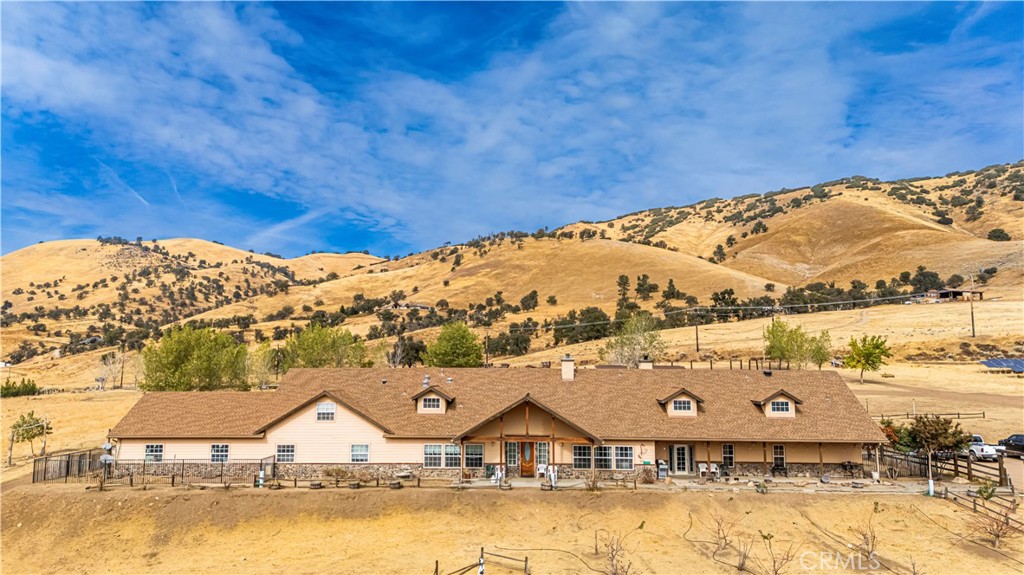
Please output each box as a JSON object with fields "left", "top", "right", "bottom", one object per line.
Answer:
{"left": 101, "top": 443, "right": 113, "bottom": 451}
{"left": 99, "top": 454, "right": 115, "bottom": 464}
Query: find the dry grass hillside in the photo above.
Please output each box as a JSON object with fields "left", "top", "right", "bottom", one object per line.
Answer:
{"left": 186, "top": 237, "right": 775, "bottom": 339}
{"left": 2, "top": 161, "right": 1021, "bottom": 374}
{"left": 1, "top": 238, "right": 379, "bottom": 362}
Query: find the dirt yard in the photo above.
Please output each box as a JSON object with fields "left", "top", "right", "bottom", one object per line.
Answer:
{"left": 1, "top": 485, "right": 1021, "bottom": 574}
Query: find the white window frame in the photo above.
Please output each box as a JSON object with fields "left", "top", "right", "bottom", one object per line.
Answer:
{"left": 773, "top": 444, "right": 786, "bottom": 468}
{"left": 594, "top": 446, "right": 613, "bottom": 470}
{"left": 422, "top": 397, "right": 441, "bottom": 410}
{"left": 276, "top": 444, "right": 295, "bottom": 463}
{"left": 505, "top": 442, "right": 519, "bottom": 467}
{"left": 424, "top": 444, "right": 442, "bottom": 468}
{"left": 144, "top": 444, "right": 163, "bottom": 462}
{"left": 614, "top": 446, "right": 634, "bottom": 470}
{"left": 770, "top": 400, "right": 790, "bottom": 413}
{"left": 722, "top": 444, "right": 734, "bottom": 468}
{"left": 351, "top": 444, "right": 369, "bottom": 463}
{"left": 316, "top": 401, "right": 336, "bottom": 421}
{"left": 464, "top": 444, "right": 484, "bottom": 468}
{"left": 672, "top": 399, "right": 692, "bottom": 411}
{"left": 536, "top": 442, "right": 549, "bottom": 467}
{"left": 444, "top": 444, "right": 461, "bottom": 467}
{"left": 211, "top": 444, "right": 229, "bottom": 463}
{"left": 573, "top": 445, "right": 592, "bottom": 469}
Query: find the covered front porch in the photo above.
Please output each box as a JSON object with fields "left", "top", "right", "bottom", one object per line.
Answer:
{"left": 653, "top": 440, "right": 872, "bottom": 479}
{"left": 453, "top": 394, "right": 602, "bottom": 479}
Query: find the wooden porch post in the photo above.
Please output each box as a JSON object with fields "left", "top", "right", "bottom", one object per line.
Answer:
{"left": 874, "top": 444, "right": 881, "bottom": 475}
{"left": 550, "top": 416, "right": 557, "bottom": 468}
{"left": 499, "top": 415, "right": 505, "bottom": 477}
{"left": 524, "top": 403, "right": 529, "bottom": 436}
{"left": 818, "top": 442, "right": 824, "bottom": 476}
{"left": 705, "top": 442, "right": 711, "bottom": 477}
{"left": 460, "top": 438, "right": 465, "bottom": 481}
{"left": 762, "top": 442, "right": 767, "bottom": 474}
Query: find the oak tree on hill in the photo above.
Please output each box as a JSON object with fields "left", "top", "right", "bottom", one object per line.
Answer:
{"left": 987, "top": 228, "right": 1011, "bottom": 241}
{"left": 422, "top": 322, "right": 483, "bottom": 367}
{"left": 519, "top": 290, "right": 539, "bottom": 311}
{"left": 142, "top": 326, "right": 248, "bottom": 391}
{"left": 843, "top": 335, "right": 892, "bottom": 384}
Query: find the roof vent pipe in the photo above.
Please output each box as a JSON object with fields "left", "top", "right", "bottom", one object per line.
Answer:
{"left": 446, "top": 377, "right": 453, "bottom": 383}
{"left": 422, "top": 375, "right": 430, "bottom": 387}
{"left": 763, "top": 370, "right": 772, "bottom": 377}
{"left": 381, "top": 379, "right": 387, "bottom": 385}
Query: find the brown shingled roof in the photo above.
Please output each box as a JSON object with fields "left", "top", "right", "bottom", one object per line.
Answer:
{"left": 110, "top": 368, "right": 887, "bottom": 443}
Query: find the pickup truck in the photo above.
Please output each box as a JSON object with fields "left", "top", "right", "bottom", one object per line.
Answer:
{"left": 962, "top": 435, "right": 1000, "bottom": 462}
{"left": 998, "top": 434, "right": 1024, "bottom": 458}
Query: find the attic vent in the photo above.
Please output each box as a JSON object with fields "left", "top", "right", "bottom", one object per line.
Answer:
{"left": 422, "top": 375, "right": 430, "bottom": 387}
{"left": 381, "top": 379, "right": 387, "bottom": 385}
{"left": 763, "top": 370, "right": 773, "bottom": 377}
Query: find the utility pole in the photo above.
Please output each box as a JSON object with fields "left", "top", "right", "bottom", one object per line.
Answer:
{"left": 118, "top": 340, "right": 126, "bottom": 389}
{"left": 969, "top": 274, "right": 976, "bottom": 338}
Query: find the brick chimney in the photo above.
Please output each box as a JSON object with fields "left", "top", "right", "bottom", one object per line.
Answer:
{"left": 561, "top": 354, "right": 575, "bottom": 381}
{"left": 638, "top": 355, "right": 654, "bottom": 370}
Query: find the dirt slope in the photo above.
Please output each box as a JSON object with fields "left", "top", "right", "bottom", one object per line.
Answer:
{"left": 2, "top": 487, "right": 1021, "bottom": 574}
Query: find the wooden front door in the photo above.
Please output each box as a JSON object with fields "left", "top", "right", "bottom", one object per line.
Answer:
{"left": 520, "top": 442, "right": 535, "bottom": 477}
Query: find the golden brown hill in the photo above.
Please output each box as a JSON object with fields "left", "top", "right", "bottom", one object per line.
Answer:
{"left": 559, "top": 162, "right": 1023, "bottom": 287}
{"left": 2, "top": 162, "right": 1021, "bottom": 369}
{"left": 1, "top": 238, "right": 380, "bottom": 362}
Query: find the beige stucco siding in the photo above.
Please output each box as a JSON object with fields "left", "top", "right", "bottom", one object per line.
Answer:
{"left": 117, "top": 400, "right": 429, "bottom": 463}
{"left": 652, "top": 441, "right": 862, "bottom": 465}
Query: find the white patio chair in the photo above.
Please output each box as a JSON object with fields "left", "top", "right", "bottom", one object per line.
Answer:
{"left": 537, "top": 464, "right": 547, "bottom": 478}
{"left": 710, "top": 463, "right": 720, "bottom": 479}
{"left": 698, "top": 462, "right": 708, "bottom": 478}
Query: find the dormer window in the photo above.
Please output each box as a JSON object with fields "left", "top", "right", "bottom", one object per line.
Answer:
{"left": 413, "top": 386, "right": 453, "bottom": 414}
{"left": 672, "top": 399, "right": 692, "bottom": 412}
{"left": 660, "top": 388, "right": 702, "bottom": 417}
{"left": 754, "top": 390, "right": 801, "bottom": 418}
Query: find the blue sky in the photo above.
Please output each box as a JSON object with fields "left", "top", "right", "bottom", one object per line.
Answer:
{"left": 2, "top": 2, "right": 1021, "bottom": 258}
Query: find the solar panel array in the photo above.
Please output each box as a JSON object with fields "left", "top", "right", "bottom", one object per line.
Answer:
{"left": 980, "top": 359, "right": 1024, "bottom": 373}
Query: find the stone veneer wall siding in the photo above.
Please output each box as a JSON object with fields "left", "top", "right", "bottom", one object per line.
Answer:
{"left": 729, "top": 462, "right": 864, "bottom": 478}
{"left": 550, "top": 464, "right": 643, "bottom": 480}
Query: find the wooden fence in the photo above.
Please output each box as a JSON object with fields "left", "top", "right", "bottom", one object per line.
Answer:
{"left": 871, "top": 412, "right": 986, "bottom": 420}
{"left": 870, "top": 446, "right": 1009, "bottom": 487}
{"left": 942, "top": 488, "right": 1023, "bottom": 534}
{"left": 435, "top": 548, "right": 529, "bottom": 575}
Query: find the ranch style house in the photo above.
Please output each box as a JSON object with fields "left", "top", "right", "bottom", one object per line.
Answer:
{"left": 108, "top": 357, "right": 888, "bottom": 480}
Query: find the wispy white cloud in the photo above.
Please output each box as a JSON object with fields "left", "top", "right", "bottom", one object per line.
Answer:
{"left": 1, "top": 2, "right": 1020, "bottom": 256}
